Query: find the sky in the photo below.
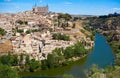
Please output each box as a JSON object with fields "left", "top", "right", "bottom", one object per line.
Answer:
{"left": 0, "top": 0, "right": 120, "bottom": 15}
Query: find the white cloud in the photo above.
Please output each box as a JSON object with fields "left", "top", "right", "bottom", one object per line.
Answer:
{"left": 40, "top": 0, "right": 44, "bottom": 3}
{"left": 64, "top": 2, "right": 72, "bottom": 5}
{"left": 4, "top": 0, "right": 11, "bottom": 2}
{"left": 113, "top": 8, "right": 120, "bottom": 11}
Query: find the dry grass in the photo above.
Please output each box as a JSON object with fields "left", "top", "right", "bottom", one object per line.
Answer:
{"left": 0, "top": 40, "right": 12, "bottom": 53}
{"left": 75, "top": 21, "right": 91, "bottom": 35}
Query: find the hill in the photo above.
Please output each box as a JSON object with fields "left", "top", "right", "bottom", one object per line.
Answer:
{"left": 83, "top": 13, "right": 120, "bottom": 42}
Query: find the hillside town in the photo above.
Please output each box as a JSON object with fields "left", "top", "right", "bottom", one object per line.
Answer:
{"left": 1, "top": 0, "right": 120, "bottom": 78}
{"left": 0, "top": 5, "right": 94, "bottom": 61}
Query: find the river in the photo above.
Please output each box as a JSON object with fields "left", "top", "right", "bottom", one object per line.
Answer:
{"left": 21, "top": 34, "right": 114, "bottom": 78}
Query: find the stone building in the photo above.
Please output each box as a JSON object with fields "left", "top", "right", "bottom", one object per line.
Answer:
{"left": 33, "top": 4, "right": 49, "bottom": 15}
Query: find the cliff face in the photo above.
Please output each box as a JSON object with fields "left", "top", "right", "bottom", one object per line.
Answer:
{"left": 86, "top": 14, "right": 120, "bottom": 42}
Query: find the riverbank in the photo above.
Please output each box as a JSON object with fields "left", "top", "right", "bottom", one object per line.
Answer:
{"left": 0, "top": 40, "right": 93, "bottom": 78}
{"left": 19, "top": 55, "right": 88, "bottom": 77}
{"left": 16, "top": 34, "right": 116, "bottom": 78}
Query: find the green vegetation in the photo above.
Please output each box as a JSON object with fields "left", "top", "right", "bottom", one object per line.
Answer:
{"left": 0, "top": 53, "right": 41, "bottom": 73}
{"left": 109, "top": 42, "right": 120, "bottom": 66}
{"left": 0, "top": 64, "right": 19, "bottom": 78}
{"left": 52, "top": 33, "right": 70, "bottom": 41}
{"left": 103, "top": 32, "right": 114, "bottom": 42}
{"left": 63, "top": 74, "right": 74, "bottom": 78}
{"left": 72, "top": 23, "right": 76, "bottom": 28}
{"left": 16, "top": 20, "right": 28, "bottom": 25}
{"left": 41, "top": 42, "right": 89, "bottom": 70}
{"left": 20, "top": 56, "right": 87, "bottom": 77}
{"left": 58, "top": 13, "right": 72, "bottom": 21}
{"left": 82, "top": 22, "right": 96, "bottom": 35}
{"left": 0, "top": 28, "right": 6, "bottom": 36}
{"left": 29, "top": 59, "right": 41, "bottom": 72}
{"left": 64, "top": 42, "right": 88, "bottom": 59}
{"left": 17, "top": 29, "right": 41, "bottom": 34}
{"left": 31, "top": 29, "right": 41, "bottom": 32}
{"left": 47, "top": 54, "right": 59, "bottom": 68}
{"left": 58, "top": 13, "right": 72, "bottom": 27}
{"left": 79, "top": 26, "right": 95, "bottom": 41}
{"left": 0, "top": 48, "right": 87, "bottom": 76}
{"left": 86, "top": 35, "right": 95, "bottom": 41}
{"left": 0, "top": 53, "right": 19, "bottom": 78}
{"left": 41, "top": 53, "right": 61, "bottom": 70}
{"left": 80, "top": 29, "right": 85, "bottom": 33}
{"left": 25, "top": 29, "right": 41, "bottom": 34}
{"left": 73, "top": 17, "right": 81, "bottom": 21}
{"left": 86, "top": 64, "right": 120, "bottom": 78}
{"left": 0, "top": 53, "right": 18, "bottom": 66}
{"left": 26, "top": 30, "right": 31, "bottom": 34}
{"left": 17, "top": 29, "right": 24, "bottom": 33}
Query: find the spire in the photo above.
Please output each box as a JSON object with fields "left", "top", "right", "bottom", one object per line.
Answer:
{"left": 34, "top": 3, "right": 37, "bottom": 7}
{"left": 46, "top": 4, "right": 48, "bottom": 7}
{"left": 46, "top": 4, "right": 49, "bottom": 12}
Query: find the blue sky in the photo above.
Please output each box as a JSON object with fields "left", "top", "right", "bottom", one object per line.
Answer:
{"left": 0, "top": 0, "right": 120, "bottom": 15}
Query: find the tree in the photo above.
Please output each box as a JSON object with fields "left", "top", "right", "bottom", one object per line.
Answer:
{"left": 0, "top": 28, "right": 6, "bottom": 36}
{"left": 47, "top": 54, "right": 59, "bottom": 68}
{"left": 0, "top": 54, "right": 19, "bottom": 66}
{"left": 64, "top": 46, "right": 75, "bottom": 59}
{"left": 0, "top": 54, "right": 11, "bottom": 66}
{"left": 115, "top": 53, "right": 120, "bottom": 66}
{"left": 52, "top": 33, "right": 58, "bottom": 40}
{"left": 25, "top": 55, "right": 30, "bottom": 64}
{"left": 0, "top": 64, "right": 19, "bottom": 78}
{"left": 58, "top": 13, "right": 72, "bottom": 27}
{"left": 74, "top": 42, "right": 87, "bottom": 56}
{"left": 26, "top": 30, "right": 31, "bottom": 34}
{"left": 63, "top": 42, "right": 88, "bottom": 58}
{"left": 58, "top": 13, "right": 72, "bottom": 21}
{"left": 16, "top": 20, "right": 24, "bottom": 25}
{"left": 10, "top": 55, "right": 18, "bottom": 66}
{"left": 47, "top": 54, "right": 55, "bottom": 68}
{"left": 16, "top": 20, "right": 28, "bottom": 25}
{"left": 29, "top": 59, "right": 40, "bottom": 72}
{"left": 41, "top": 60, "right": 48, "bottom": 70}
{"left": 17, "top": 29, "right": 23, "bottom": 33}
{"left": 20, "top": 54, "right": 24, "bottom": 66}
{"left": 52, "top": 48, "right": 65, "bottom": 64}
{"left": 52, "top": 48, "right": 62, "bottom": 56}
{"left": 52, "top": 33, "right": 70, "bottom": 41}
{"left": 72, "top": 23, "right": 76, "bottom": 28}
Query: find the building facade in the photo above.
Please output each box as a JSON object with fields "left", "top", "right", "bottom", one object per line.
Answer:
{"left": 33, "top": 5, "right": 49, "bottom": 15}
